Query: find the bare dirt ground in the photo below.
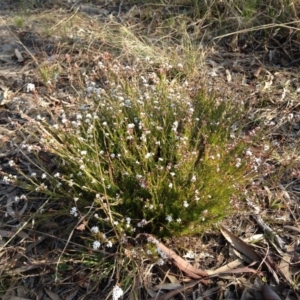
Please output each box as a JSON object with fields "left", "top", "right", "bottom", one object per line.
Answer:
{"left": 0, "top": 1, "right": 300, "bottom": 299}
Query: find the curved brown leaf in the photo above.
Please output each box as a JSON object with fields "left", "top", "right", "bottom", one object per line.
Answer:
{"left": 147, "top": 235, "right": 207, "bottom": 279}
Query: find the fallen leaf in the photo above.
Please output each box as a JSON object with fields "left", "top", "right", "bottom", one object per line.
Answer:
{"left": 263, "top": 255, "right": 280, "bottom": 284}
{"left": 9, "top": 297, "right": 31, "bottom": 300}
{"left": 284, "top": 225, "right": 300, "bottom": 233}
{"left": 220, "top": 226, "right": 261, "bottom": 262}
{"left": 253, "top": 214, "right": 286, "bottom": 252}
{"left": 278, "top": 245, "right": 293, "bottom": 285}
{"left": 147, "top": 280, "right": 201, "bottom": 300}
{"left": 154, "top": 283, "right": 182, "bottom": 290}
{"left": 147, "top": 235, "right": 207, "bottom": 280}
{"left": 166, "top": 274, "right": 180, "bottom": 284}
{"left": 207, "top": 259, "right": 243, "bottom": 275}
{"left": 262, "top": 285, "right": 281, "bottom": 300}
{"left": 44, "top": 288, "right": 62, "bottom": 300}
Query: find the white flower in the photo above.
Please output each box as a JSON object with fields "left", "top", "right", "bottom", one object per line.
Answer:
{"left": 125, "top": 99, "right": 131, "bottom": 107}
{"left": 184, "top": 251, "right": 195, "bottom": 259}
{"left": 156, "top": 247, "right": 167, "bottom": 259}
{"left": 70, "top": 207, "right": 78, "bottom": 217}
{"left": 137, "top": 219, "right": 147, "bottom": 227}
{"left": 169, "top": 183, "right": 173, "bottom": 188}
{"left": 127, "top": 123, "right": 135, "bottom": 129}
{"left": 288, "top": 113, "right": 294, "bottom": 121}
{"left": 80, "top": 150, "right": 87, "bottom": 156}
{"left": 172, "top": 121, "right": 178, "bottom": 132}
{"left": 245, "top": 150, "right": 252, "bottom": 156}
{"left": 71, "top": 121, "right": 79, "bottom": 127}
{"left": 8, "top": 160, "right": 15, "bottom": 167}
{"left": 176, "top": 218, "right": 182, "bottom": 223}
{"left": 31, "top": 172, "right": 36, "bottom": 177}
{"left": 191, "top": 175, "right": 196, "bottom": 182}
{"left": 145, "top": 153, "right": 152, "bottom": 159}
{"left": 112, "top": 286, "right": 124, "bottom": 300}
{"left": 157, "top": 258, "right": 165, "bottom": 266}
{"left": 42, "top": 173, "right": 47, "bottom": 179}
{"left": 166, "top": 215, "right": 172, "bottom": 222}
{"left": 26, "top": 83, "right": 35, "bottom": 93}
{"left": 235, "top": 158, "right": 242, "bottom": 168}
{"left": 54, "top": 172, "right": 60, "bottom": 177}
{"left": 106, "top": 241, "right": 113, "bottom": 248}
{"left": 183, "top": 201, "right": 189, "bottom": 208}
{"left": 147, "top": 236, "right": 159, "bottom": 245}
{"left": 93, "top": 240, "right": 101, "bottom": 250}
{"left": 91, "top": 226, "right": 99, "bottom": 234}
{"left": 35, "top": 183, "right": 47, "bottom": 191}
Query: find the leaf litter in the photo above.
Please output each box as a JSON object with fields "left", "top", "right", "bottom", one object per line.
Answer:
{"left": 0, "top": 1, "right": 300, "bottom": 299}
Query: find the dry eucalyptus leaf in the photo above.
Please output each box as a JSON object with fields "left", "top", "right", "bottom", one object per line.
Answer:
{"left": 220, "top": 226, "right": 261, "bottom": 262}
{"left": 148, "top": 235, "right": 207, "bottom": 280}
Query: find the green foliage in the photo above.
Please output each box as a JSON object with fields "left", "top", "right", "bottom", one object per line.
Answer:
{"left": 25, "top": 63, "right": 252, "bottom": 238}
{"left": 13, "top": 16, "right": 24, "bottom": 28}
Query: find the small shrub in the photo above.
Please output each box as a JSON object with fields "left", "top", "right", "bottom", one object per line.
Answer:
{"left": 20, "top": 58, "right": 252, "bottom": 239}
